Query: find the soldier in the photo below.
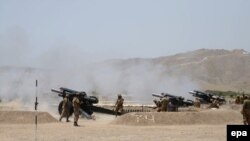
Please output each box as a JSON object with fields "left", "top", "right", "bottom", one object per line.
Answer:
{"left": 153, "top": 99, "right": 162, "bottom": 112}
{"left": 243, "top": 94, "right": 247, "bottom": 102}
{"left": 240, "top": 94, "right": 245, "bottom": 104}
{"left": 59, "top": 93, "right": 70, "bottom": 122}
{"left": 114, "top": 94, "right": 124, "bottom": 117}
{"left": 194, "top": 98, "right": 201, "bottom": 108}
{"left": 241, "top": 96, "right": 250, "bottom": 125}
{"left": 235, "top": 96, "right": 241, "bottom": 104}
{"left": 72, "top": 93, "right": 81, "bottom": 126}
{"left": 160, "top": 97, "right": 169, "bottom": 112}
{"left": 208, "top": 98, "right": 220, "bottom": 109}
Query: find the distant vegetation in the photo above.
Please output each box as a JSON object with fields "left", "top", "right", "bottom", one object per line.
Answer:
{"left": 205, "top": 90, "right": 250, "bottom": 98}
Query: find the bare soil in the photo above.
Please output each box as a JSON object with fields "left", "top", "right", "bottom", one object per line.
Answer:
{"left": 0, "top": 103, "right": 244, "bottom": 141}
{"left": 0, "top": 111, "right": 57, "bottom": 124}
{"left": 112, "top": 109, "right": 242, "bottom": 125}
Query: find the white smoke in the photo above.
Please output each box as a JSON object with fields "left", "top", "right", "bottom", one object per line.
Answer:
{"left": 0, "top": 27, "right": 200, "bottom": 107}
{"left": 0, "top": 61, "right": 199, "bottom": 105}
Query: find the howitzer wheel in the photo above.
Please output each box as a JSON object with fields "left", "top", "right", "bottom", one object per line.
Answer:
{"left": 58, "top": 101, "right": 74, "bottom": 117}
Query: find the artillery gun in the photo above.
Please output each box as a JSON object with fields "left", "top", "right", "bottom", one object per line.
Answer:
{"left": 51, "top": 87, "right": 122, "bottom": 117}
{"left": 152, "top": 93, "right": 194, "bottom": 111}
{"left": 189, "top": 90, "right": 226, "bottom": 104}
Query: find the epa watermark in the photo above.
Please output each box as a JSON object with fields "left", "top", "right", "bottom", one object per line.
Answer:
{"left": 227, "top": 125, "right": 250, "bottom": 141}
{"left": 231, "top": 131, "right": 247, "bottom": 138}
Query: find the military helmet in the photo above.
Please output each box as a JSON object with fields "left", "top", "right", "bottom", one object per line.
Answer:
{"left": 118, "top": 94, "right": 122, "bottom": 98}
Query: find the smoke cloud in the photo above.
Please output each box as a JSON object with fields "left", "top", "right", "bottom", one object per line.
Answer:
{"left": 0, "top": 62, "right": 199, "bottom": 106}
{"left": 0, "top": 27, "right": 200, "bottom": 108}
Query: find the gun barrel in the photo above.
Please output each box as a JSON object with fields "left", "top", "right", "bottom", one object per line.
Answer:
{"left": 189, "top": 91, "right": 196, "bottom": 94}
{"left": 60, "top": 87, "right": 78, "bottom": 94}
{"left": 162, "top": 93, "right": 177, "bottom": 98}
{"left": 51, "top": 89, "right": 63, "bottom": 94}
{"left": 152, "top": 93, "right": 163, "bottom": 98}
{"left": 51, "top": 89, "right": 65, "bottom": 97}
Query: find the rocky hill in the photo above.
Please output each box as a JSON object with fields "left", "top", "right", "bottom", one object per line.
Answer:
{"left": 113, "top": 49, "right": 250, "bottom": 92}
{"left": 0, "top": 49, "right": 249, "bottom": 102}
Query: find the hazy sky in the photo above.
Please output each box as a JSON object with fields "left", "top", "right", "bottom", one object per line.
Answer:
{"left": 0, "top": 0, "right": 250, "bottom": 67}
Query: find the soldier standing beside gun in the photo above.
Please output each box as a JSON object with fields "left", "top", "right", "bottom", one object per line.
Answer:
{"left": 59, "top": 92, "right": 70, "bottom": 122}
{"left": 241, "top": 96, "right": 250, "bottom": 125}
{"left": 208, "top": 97, "right": 220, "bottom": 109}
{"left": 194, "top": 98, "right": 201, "bottom": 108}
{"left": 114, "top": 94, "right": 124, "bottom": 117}
{"left": 153, "top": 99, "right": 162, "bottom": 112}
{"left": 160, "top": 97, "right": 169, "bottom": 112}
{"left": 72, "top": 93, "right": 81, "bottom": 126}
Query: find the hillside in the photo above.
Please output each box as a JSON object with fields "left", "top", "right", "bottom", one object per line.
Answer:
{"left": 0, "top": 49, "right": 250, "bottom": 103}
{"left": 111, "top": 49, "right": 250, "bottom": 92}
{"left": 159, "top": 49, "right": 250, "bottom": 92}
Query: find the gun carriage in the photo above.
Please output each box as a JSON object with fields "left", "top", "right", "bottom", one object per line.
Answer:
{"left": 189, "top": 90, "right": 226, "bottom": 104}
{"left": 51, "top": 87, "right": 121, "bottom": 116}
{"left": 152, "top": 93, "right": 194, "bottom": 111}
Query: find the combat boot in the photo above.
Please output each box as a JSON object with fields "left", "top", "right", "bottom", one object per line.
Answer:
{"left": 74, "top": 122, "right": 79, "bottom": 126}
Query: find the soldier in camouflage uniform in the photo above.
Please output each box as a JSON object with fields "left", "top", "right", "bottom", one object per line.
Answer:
{"left": 59, "top": 93, "right": 70, "bottom": 122}
{"left": 114, "top": 94, "right": 124, "bottom": 117}
{"left": 153, "top": 99, "right": 162, "bottom": 112}
{"left": 160, "top": 97, "right": 169, "bottom": 112}
{"left": 194, "top": 98, "right": 201, "bottom": 108}
{"left": 208, "top": 98, "right": 220, "bottom": 109}
{"left": 235, "top": 96, "right": 241, "bottom": 104}
{"left": 240, "top": 96, "right": 244, "bottom": 104}
{"left": 241, "top": 96, "right": 250, "bottom": 125}
{"left": 72, "top": 93, "right": 81, "bottom": 126}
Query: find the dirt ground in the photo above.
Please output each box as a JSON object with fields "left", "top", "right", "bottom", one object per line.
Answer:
{"left": 0, "top": 103, "right": 243, "bottom": 141}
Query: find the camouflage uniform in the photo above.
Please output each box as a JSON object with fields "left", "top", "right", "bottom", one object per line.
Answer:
{"left": 153, "top": 99, "right": 162, "bottom": 112}
{"left": 160, "top": 97, "right": 169, "bottom": 112}
{"left": 240, "top": 96, "right": 244, "bottom": 104}
{"left": 72, "top": 95, "right": 80, "bottom": 126}
{"left": 115, "top": 94, "right": 124, "bottom": 116}
{"left": 241, "top": 99, "right": 250, "bottom": 125}
{"left": 193, "top": 98, "right": 201, "bottom": 108}
{"left": 235, "top": 96, "right": 241, "bottom": 104}
{"left": 208, "top": 99, "right": 219, "bottom": 109}
{"left": 59, "top": 96, "right": 70, "bottom": 122}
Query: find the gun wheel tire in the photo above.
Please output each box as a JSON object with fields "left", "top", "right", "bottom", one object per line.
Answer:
{"left": 58, "top": 101, "right": 74, "bottom": 117}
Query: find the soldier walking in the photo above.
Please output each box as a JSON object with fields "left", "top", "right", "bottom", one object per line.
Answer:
{"left": 114, "top": 94, "right": 124, "bottom": 117}
{"left": 241, "top": 96, "right": 250, "bottom": 125}
{"left": 72, "top": 93, "right": 81, "bottom": 126}
{"left": 59, "top": 93, "right": 70, "bottom": 122}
